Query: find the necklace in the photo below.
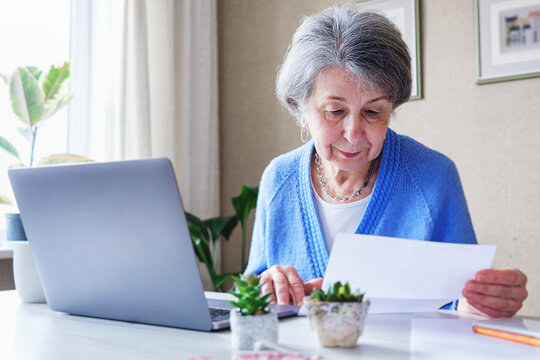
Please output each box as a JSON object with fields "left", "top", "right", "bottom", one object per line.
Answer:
{"left": 314, "top": 152, "right": 377, "bottom": 202}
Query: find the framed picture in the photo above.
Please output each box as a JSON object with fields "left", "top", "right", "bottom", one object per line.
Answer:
{"left": 475, "top": 0, "right": 540, "bottom": 84}
{"left": 357, "top": 0, "right": 422, "bottom": 100}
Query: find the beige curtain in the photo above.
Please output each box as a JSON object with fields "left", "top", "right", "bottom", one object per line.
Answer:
{"left": 69, "top": 0, "right": 219, "bottom": 219}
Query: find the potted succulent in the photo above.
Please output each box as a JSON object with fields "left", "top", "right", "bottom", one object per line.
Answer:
{"left": 304, "top": 281, "right": 369, "bottom": 348}
{"left": 228, "top": 274, "right": 278, "bottom": 351}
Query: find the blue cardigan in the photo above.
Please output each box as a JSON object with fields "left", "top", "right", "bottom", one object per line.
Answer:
{"left": 244, "top": 128, "right": 477, "bottom": 281}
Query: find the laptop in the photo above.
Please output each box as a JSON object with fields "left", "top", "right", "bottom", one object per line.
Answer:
{"left": 8, "top": 158, "right": 298, "bottom": 331}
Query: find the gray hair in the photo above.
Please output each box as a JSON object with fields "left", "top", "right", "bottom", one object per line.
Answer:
{"left": 276, "top": 4, "right": 412, "bottom": 124}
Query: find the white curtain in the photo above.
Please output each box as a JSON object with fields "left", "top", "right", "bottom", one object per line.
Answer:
{"left": 69, "top": 0, "right": 219, "bottom": 219}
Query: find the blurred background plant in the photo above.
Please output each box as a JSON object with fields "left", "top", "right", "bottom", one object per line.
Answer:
{"left": 186, "top": 186, "right": 258, "bottom": 292}
{"left": 0, "top": 62, "right": 90, "bottom": 205}
{"left": 0, "top": 62, "right": 73, "bottom": 167}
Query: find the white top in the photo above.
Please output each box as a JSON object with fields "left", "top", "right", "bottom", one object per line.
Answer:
{"left": 312, "top": 181, "right": 370, "bottom": 252}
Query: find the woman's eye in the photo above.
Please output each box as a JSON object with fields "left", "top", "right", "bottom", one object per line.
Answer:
{"left": 327, "top": 109, "right": 344, "bottom": 116}
{"left": 364, "top": 109, "right": 382, "bottom": 121}
{"left": 366, "top": 109, "right": 379, "bottom": 117}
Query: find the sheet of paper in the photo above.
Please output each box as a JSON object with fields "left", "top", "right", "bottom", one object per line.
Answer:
{"left": 322, "top": 234, "right": 496, "bottom": 313}
{"left": 410, "top": 318, "right": 540, "bottom": 359}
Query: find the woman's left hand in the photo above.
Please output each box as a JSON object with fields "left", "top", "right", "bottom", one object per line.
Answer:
{"left": 461, "top": 268, "right": 528, "bottom": 318}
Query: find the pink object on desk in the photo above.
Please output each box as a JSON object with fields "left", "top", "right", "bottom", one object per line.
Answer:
{"left": 234, "top": 352, "right": 320, "bottom": 360}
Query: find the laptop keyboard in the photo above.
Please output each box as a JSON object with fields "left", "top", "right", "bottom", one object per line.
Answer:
{"left": 209, "top": 307, "right": 231, "bottom": 322}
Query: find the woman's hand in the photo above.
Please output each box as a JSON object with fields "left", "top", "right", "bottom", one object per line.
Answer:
{"left": 259, "top": 265, "right": 323, "bottom": 306}
{"left": 460, "top": 268, "right": 528, "bottom": 318}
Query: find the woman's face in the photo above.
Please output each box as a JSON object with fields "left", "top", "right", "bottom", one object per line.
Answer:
{"left": 305, "top": 67, "right": 392, "bottom": 172}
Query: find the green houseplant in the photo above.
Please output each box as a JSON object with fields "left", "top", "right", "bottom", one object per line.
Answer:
{"left": 228, "top": 274, "right": 277, "bottom": 351}
{"left": 305, "top": 281, "right": 369, "bottom": 348}
{"left": 0, "top": 62, "right": 77, "bottom": 167}
{"left": 0, "top": 62, "right": 89, "bottom": 207}
{"left": 185, "top": 185, "right": 258, "bottom": 292}
{"left": 0, "top": 62, "right": 87, "bottom": 303}
{"left": 0, "top": 62, "right": 90, "bottom": 206}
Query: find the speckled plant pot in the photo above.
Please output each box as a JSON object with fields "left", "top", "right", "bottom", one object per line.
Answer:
{"left": 230, "top": 309, "right": 278, "bottom": 351}
{"left": 305, "top": 298, "right": 369, "bottom": 348}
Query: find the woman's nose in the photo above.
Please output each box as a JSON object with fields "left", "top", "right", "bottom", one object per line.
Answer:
{"left": 343, "top": 115, "right": 363, "bottom": 144}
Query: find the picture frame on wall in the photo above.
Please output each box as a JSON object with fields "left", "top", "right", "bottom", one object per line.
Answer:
{"left": 357, "top": 0, "right": 422, "bottom": 99}
{"left": 475, "top": 0, "right": 540, "bottom": 84}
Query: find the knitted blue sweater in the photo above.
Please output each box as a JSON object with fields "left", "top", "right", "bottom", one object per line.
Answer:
{"left": 244, "top": 128, "right": 477, "bottom": 281}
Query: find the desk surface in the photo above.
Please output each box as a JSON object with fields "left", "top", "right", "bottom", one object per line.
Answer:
{"left": 0, "top": 291, "right": 538, "bottom": 359}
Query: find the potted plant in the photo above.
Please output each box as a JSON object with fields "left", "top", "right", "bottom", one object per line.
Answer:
{"left": 304, "top": 281, "right": 369, "bottom": 348}
{"left": 228, "top": 274, "right": 278, "bottom": 351}
{"left": 0, "top": 63, "right": 80, "bottom": 167}
{"left": 0, "top": 62, "right": 90, "bottom": 234}
{"left": 186, "top": 185, "right": 258, "bottom": 292}
{"left": 0, "top": 62, "right": 88, "bottom": 303}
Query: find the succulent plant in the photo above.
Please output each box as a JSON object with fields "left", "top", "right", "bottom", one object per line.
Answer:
{"left": 228, "top": 274, "right": 272, "bottom": 316}
{"left": 310, "top": 281, "right": 365, "bottom": 302}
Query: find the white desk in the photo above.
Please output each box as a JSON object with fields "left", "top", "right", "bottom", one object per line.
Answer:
{"left": 0, "top": 291, "right": 538, "bottom": 359}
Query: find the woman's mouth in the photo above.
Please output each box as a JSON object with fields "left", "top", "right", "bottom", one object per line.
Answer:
{"left": 339, "top": 150, "right": 361, "bottom": 159}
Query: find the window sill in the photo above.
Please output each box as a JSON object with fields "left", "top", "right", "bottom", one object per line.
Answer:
{"left": 0, "top": 243, "right": 14, "bottom": 259}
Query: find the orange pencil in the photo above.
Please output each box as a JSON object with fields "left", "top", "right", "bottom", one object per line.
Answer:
{"left": 473, "top": 325, "right": 540, "bottom": 347}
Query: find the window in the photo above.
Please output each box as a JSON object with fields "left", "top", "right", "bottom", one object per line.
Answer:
{"left": 0, "top": 0, "right": 71, "bottom": 201}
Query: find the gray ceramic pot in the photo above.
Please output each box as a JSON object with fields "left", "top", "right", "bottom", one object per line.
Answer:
{"left": 230, "top": 309, "right": 278, "bottom": 351}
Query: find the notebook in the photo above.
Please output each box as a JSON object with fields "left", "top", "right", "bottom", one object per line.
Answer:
{"left": 9, "top": 158, "right": 298, "bottom": 331}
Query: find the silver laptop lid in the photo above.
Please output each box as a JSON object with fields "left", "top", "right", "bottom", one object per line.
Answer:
{"left": 9, "top": 158, "right": 214, "bottom": 331}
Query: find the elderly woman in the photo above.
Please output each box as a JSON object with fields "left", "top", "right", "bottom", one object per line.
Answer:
{"left": 244, "top": 4, "right": 528, "bottom": 318}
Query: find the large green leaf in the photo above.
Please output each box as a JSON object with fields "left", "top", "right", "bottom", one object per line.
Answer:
{"left": 0, "top": 195, "right": 13, "bottom": 205}
{"left": 10, "top": 67, "right": 45, "bottom": 127}
{"left": 213, "top": 272, "right": 240, "bottom": 292}
{"left": 45, "top": 91, "right": 74, "bottom": 119}
{"left": 232, "top": 186, "right": 258, "bottom": 270}
{"left": 0, "top": 136, "right": 20, "bottom": 159}
{"left": 185, "top": 212, "right": 208, "bottom": 238}
{"left": 232, "top": 186, "right": 259, "bottom": 228}
{"left": 25, "top": 66, "right": 42, "bottom": 81}
{"left": 190, "top": 227, "right": 213, "bottom": 272}
{"left": 189, "top": 223, "right": 210, "bottom": 249}
{"left": 204, "top": 215, "right": 238, "bottom": 245}
{"left": 185, "top": 212, "right": 212, "bottom": 265}
{"left": 43, "top": 62, "right": 70, "bottom": 102}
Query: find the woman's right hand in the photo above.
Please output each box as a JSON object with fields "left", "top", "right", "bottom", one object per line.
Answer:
{"left": 259, "top": 265, "right": 323, "bottom": 306}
